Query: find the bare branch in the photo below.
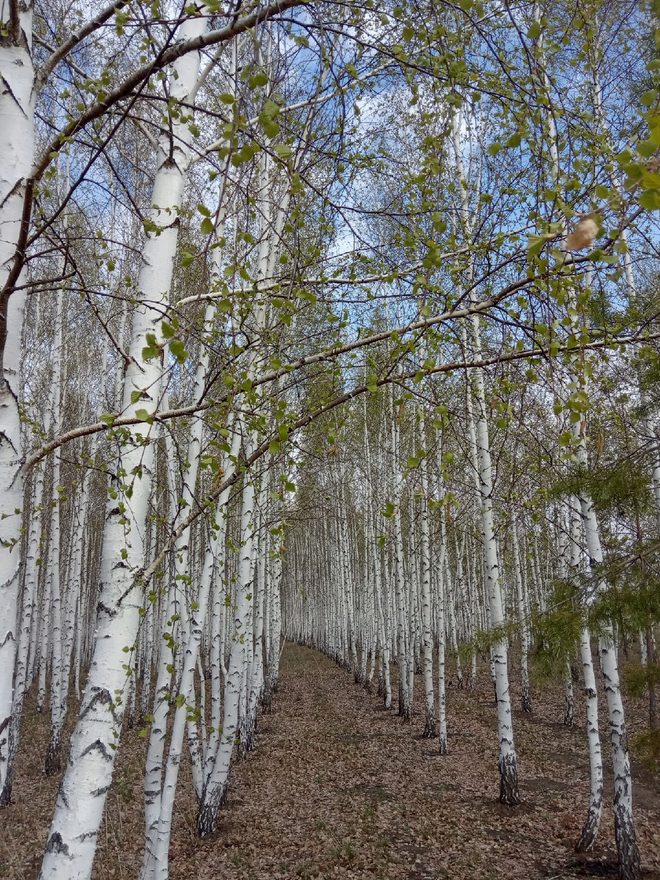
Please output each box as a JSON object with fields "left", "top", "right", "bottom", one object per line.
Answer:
{"left": 36, "top": 2, "right": 132, "bottom": 89}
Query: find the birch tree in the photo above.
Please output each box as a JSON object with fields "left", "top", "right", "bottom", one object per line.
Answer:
{"left": 0, "top": 0, "right": 35, "bottom": 807}
{"left": 39, "top": 12, "right": 218, "bottom": 879}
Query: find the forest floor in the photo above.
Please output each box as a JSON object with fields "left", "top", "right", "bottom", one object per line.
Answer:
{"left": 1, "top": 644, "right": 659, "bottom": 880}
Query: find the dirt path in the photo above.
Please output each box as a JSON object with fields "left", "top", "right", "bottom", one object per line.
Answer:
{"left": 1, "top": 644, "right": 659, "bottom": 880}
{"left": 172, "top": 644, "right": 660, "bottom": 880}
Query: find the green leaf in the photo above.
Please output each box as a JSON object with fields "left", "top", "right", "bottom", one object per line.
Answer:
{"left": 639, "top": 188, "right": 660, "bottom": 210}
{"left": 259, "top": 98, "right": 281, "bottom": 139}
{"left": 249, "top": 71, "right": 269, "bottom": 88}
{"left": 261, "top": 118, "right": 280, "bottom": 139}
{"left": 142, "top": 344, "right": 160, "bottom": 361}
{"left": 588, "top": 250, "right": 618, "bottom": 265}
{"left": 527, "top": 20, "right": 541, "bottom": 40}
{"left": 527, "top": 233, "right": 549, "bottom": 259}
{"left": 169, "top": 338, "right": 188, "bottom": 363}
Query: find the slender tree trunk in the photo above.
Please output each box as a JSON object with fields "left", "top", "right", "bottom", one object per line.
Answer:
{"left": 197, "top": 453, "right": 258, "bottom": 838}
{"left": 418, "top": 408, "right": 436, "bottom": 737}
{"left": 575, "top": 429, "right": 640, "bottom": 878}
{"left": 563, "top": 657, "right": 575, "bottom": 727}
{"left": 575, "top": 625, "right": 603, "bottom": 852}
{"left": 39, "top": 16, "right": 207, "bottom": 878}
{"left": 45, "top": 292, "right": 64, "bottom": 775}
{"left": 390, "top": 393, "right": 411, "bottom": 721}
{"left": 469, "top": 329, "right": 519, "bottom": 805}
{"left": 512, "top": 517, "right": 531, "bottom": 714}
{"left": 451, "top": 106, "right": 519, "bottom": 803}
{"left": 0, "top": 1, "right": 35, "bottom": 807}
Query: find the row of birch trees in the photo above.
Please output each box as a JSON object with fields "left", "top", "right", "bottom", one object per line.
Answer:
{"left": 282, "top": 305, "right": 658, "bottom": 878}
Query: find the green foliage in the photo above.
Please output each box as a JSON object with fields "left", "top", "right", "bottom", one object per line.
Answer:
{"left": 631, "top": 728, "right": 660, "bottom": 773}
{"left": 623, "top": 660, "right": 660, "bottom": 699}
{"left": 549, "top": 460, "right": 653, "bottom": 517}
{"left": 590, "top": 572, "right": 660, "bottom": 636}
{"left": 530, "top": 580, "right": 582, "bottom": 681}
{"left": 464, "top": 621, "right": 519, "bottom": 660}
{"left": 634, "top": 343, "right": 660, "bottom": 403}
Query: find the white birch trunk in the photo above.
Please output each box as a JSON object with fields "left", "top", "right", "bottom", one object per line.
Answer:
{"left": 390, "top": 393, "right": 411, "bottom": 720}
{"left": 39, "top": 15, "right": 207, "bottom": 878}
{"left": 196, "top": 448, "right": 258, "bottom": 837}
{"left": 142, "top": 284, "right": 218, "bottom": 870}
{"left": 575, "top": 624, "right": 603, "bottom": 852}
{"left": 45, "top": 291, "right": 65, "bottom": 774}
{"left": 452, "top": 105, "right": 518, "bottom": 795}
{"left": 437, "top": 552, "right": 448, "bottom": 756}
{"left": 418, "top": 408, "right": 435, "bottom": 737}
{"left": 0, "top": 1, "right": 35, "bottom": 806}
{"left": 5, "top": 432, "right": 46, "bottom": 796}
{"left": 436, "top": 444, "right": 448, "bottom": 755}
{"left": 140, "top": 431, "right": 240, "bottom": 880}
{"left": 512, "top": 517, "right": 531, "bottom": 714}
{"left": 576, "top": 442, "right": 640, "bottom": 878}
{"left": 469, "top": 328, "right": 518, "bottom": 803}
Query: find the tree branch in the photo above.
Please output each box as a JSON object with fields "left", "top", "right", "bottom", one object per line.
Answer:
{"left": 36, "top": 2, "right": 132, "bottom": 89}
{"left": 33, "top": 0, "right": 306, "bottom": 180}
{"left": 24, "top": 325, "right": 659, "bottom": 472}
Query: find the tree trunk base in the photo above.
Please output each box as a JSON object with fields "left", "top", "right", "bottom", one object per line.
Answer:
{"left": 498, "top": 753, "right": 520, "bottom": 806}
{"left": 196, "top": 787, "right": 226, "bottom": 839}
{"left": 422, "top": 716, "right": 437, "bottom": 738}
{"left": 614, "top": 806, "right": 641, "bottom": 880}
{"left": 575, "top": 802, "right": 601, "bottom": 853}
{"left": 563, "top": 701, "right": 574, "bottom": 727}
{"left": 0, "top": 778, "right": 12, "bottom": 807}
{"left": 45, "top": 732, "right": 62, "bottom": 776}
